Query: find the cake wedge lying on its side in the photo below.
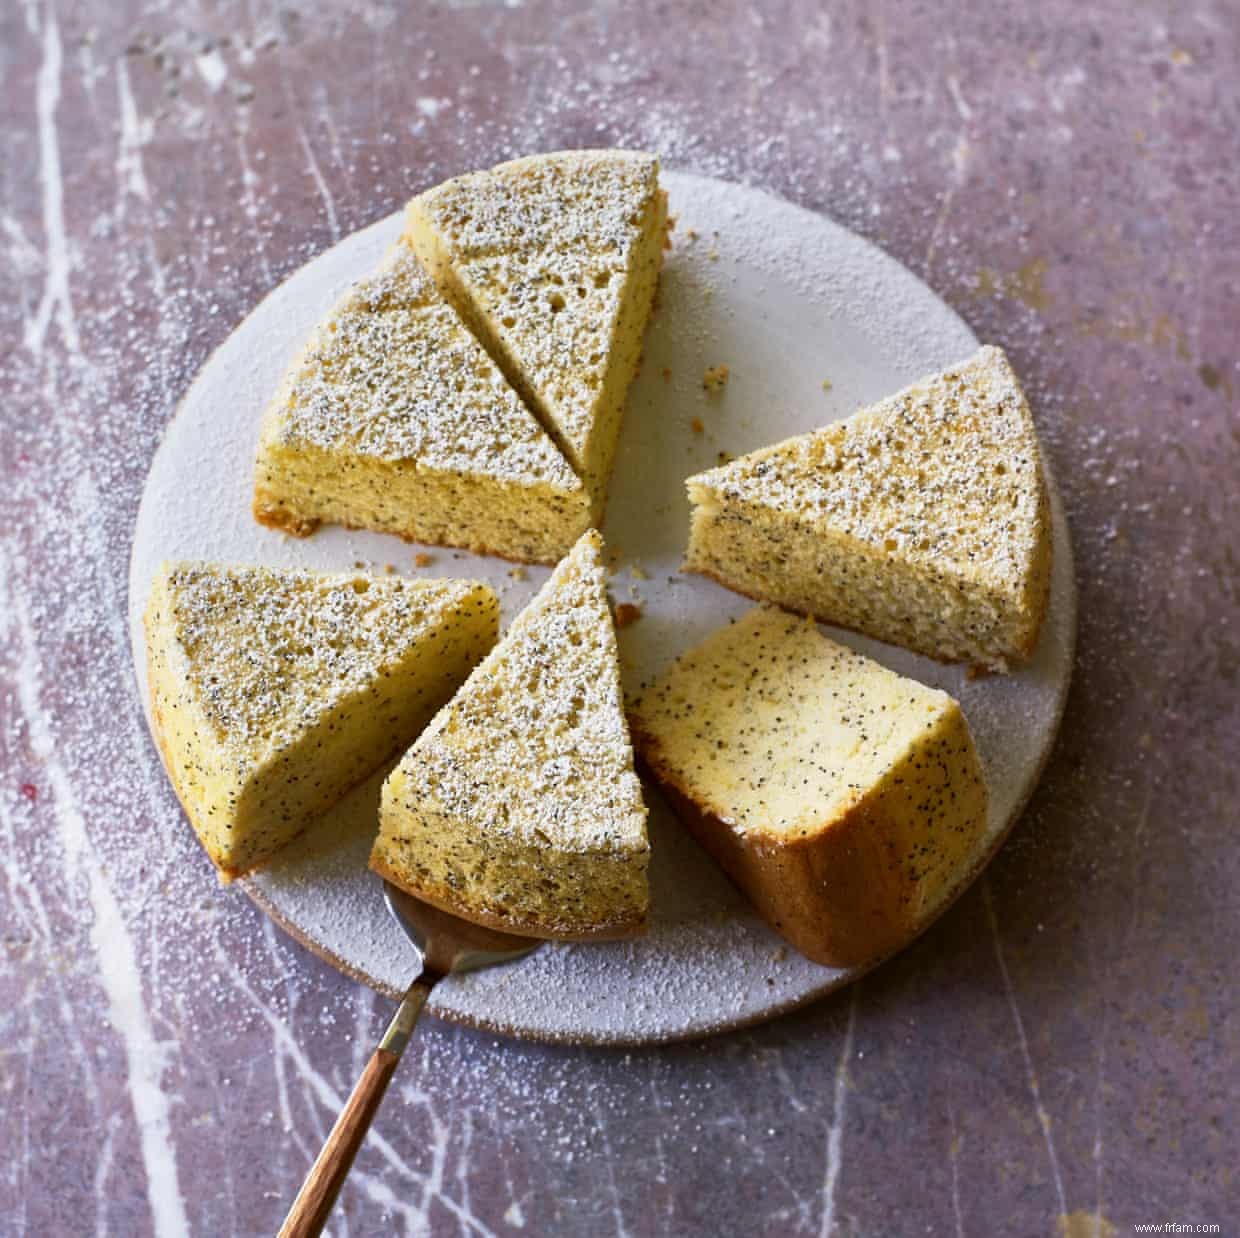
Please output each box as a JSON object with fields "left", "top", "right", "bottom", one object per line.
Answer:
{"left": 253, "top": 242, "right": 591, "bottom": 565}
{"left": 629, "top": 606, "right": 988, "bottom": 967}
{"left": 406, "top": 149, "right": 669, "bottom": 520}
{"left": 684, "top": 346, "right": 1052, "bottom": 671}
{"left": 145, "top": 562, "right": 498, "bottom": 880}
{"left": 371, "top": 529, "right": 650, "bottom": 939}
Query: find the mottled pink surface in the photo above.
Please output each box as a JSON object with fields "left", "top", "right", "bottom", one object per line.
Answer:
{"left": 1, "top": 2, "right": 1235, "bottom": 1235}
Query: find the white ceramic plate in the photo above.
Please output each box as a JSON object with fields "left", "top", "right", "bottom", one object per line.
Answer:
{"left": 129, "top": 171, "right": 1075, "bottom": 1044}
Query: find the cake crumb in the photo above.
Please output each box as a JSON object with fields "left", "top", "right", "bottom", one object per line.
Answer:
{"left": 703, "top": 365, "right": 730, "bottom": 393}
{"left": 413, "top": 552, "right": 434, "bottom": 568}
{"left": 661, "top": 366, "right": 672, "bottom": 382}
{"left": 717, "top": 451, "right": 734, "bottom": 465}
{"left": 686, "top": 228, "right": 699, "bottom": 241}
{"left": 771, "top": 945, "right": 788, "bottom": 962}
{"left": 507, "top": 566, "right": 527, "bottom": 581}
{"left": 821, "top": 378, "right": 833, "bottom": 392}
{"left": 690, "top": 417, "right": 705, "bottom": 434}
{"left": 614, "top": 602, "right": 643, "bottom": 628}
{"left": 384, "top": 564, "right": 397, "bottom": 575}
{"left": 631, "top": 564, "right": 649, "bottom": 581}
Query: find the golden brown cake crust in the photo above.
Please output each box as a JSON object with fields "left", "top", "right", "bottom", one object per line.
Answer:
{"left": 253, "top": 495, "right": 576, "bottom": 568}
{"left": 632, "top": 722, "right": 924, "bottom": 968}
{"left": 252, "top": 499, "right": 320, "bottom": 539}
{"left": 369, "top": 853, "right": 646, "bottom": 942}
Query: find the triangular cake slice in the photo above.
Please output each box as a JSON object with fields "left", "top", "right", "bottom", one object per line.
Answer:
{"left": 405, "top": 150, "right": 669, "bottom": 516}
{"left": 685, "top": 346, "right": 1052, "bottom": 671}
{"left": 254, "top": 242, "right": 591, "bottom": 565}
{"left": 145, "top": 562, "right": 498, "bottom": 879}
{"left": 630, "top": 606, "right": 988, "bottom": 966}
{"left": 372, "top": 529, "right": 650, "bottom": 939}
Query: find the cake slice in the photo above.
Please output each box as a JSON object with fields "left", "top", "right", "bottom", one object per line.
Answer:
{"left": 629, "top": 606, "right": 988, "bottom": 967}
{"left": 685, "top": 346, "right": 1052, "bottom": 671}
{"left": 144, "top": 562, "right": 498, "bottom": 879}
{"left": 405, "top": 149, "right": 669, "bottom": 516}
{"left": 372, "top": 530, "right": 650, "bottom": 939}
{"left": 253, "top": 242, "right": 591, "bottom": 565}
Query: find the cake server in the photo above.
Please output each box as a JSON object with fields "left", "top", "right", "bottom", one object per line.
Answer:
{"left": 279, "top": 883, "right": 540, "bottom": 1238}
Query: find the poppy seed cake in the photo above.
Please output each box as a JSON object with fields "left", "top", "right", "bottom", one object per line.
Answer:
{"left": 144, "top": 562, "right": 498, "bottom": 880}
{"left": 371, "top": 530, "right": 650, "bottom": 939}
{"left": 629, "top": 606, "right": 988, "bottom": 967}
{"left": 404, "top": 149, "right": 669, "bottom": 519}
{"left": 684, "top": 346, "right": 1052, "bottom": 671}
{"left": 253, "top": 242, "right": 591, "bottom": 564}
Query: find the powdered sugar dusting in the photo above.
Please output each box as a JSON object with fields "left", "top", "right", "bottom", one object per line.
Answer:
{"left": 270, "top": 245, "right": 579, "bottom": 489}
{"left": 413, "top": 150, "right": 663, "bottom": 472}
{"left": 693, "top": 345, "right": 1047, "bottom": 595}
{"left": 420, "top": 150, "right": 658, "bottom": 258}
{"left": 375, "top": 530, "right": 648, "bottom": 936}
{"left": 152, "top": 563, "right": 481, "bottom": 753}
{"left": 392, "top": 531, "right": 644, "bottom": 852}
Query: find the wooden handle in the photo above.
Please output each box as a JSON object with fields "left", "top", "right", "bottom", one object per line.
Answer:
{"left": 278, "top": 977, "right": 435, "bottom": 1238}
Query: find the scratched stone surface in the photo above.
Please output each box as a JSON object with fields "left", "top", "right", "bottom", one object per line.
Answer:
{"left": 1, "top": 1, "right": 1236, "bottom": 1235}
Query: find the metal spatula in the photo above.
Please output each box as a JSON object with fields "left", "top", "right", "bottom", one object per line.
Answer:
{"left": 278, "top": 883, "right": 541, "bottom": 1238}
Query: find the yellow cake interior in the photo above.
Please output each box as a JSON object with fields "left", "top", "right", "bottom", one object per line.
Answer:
{"left": 405, "top": 149, "right": 668, "bottom": 519}
{"left": 145, "top": 562, "right": 498, "bottom": 879}
{"left": 371, "top": 529, "right": 650, "bottom": 939}
{"left": 253, "top": 243, "right": 592, "bottom": 565}
{"left": 630, "top": 606, "right": 988, "bottom": 960}
{"left": 685, "top": 346, "right": 1052, "bottom": 671}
